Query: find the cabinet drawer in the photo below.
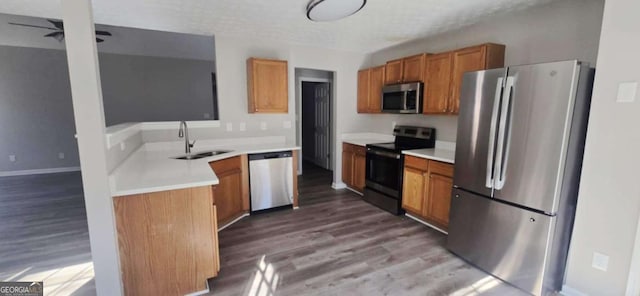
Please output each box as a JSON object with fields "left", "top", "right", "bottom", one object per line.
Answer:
{"left": 404, "top": 155, "right": 429, "bottom": 171}
{"left": 428, "top": 160, "right": 454, "bottom": 178}
{"left": 209, "top": 156, "right": 242, "bottom": 175}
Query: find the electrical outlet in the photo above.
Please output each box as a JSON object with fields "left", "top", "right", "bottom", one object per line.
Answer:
{"left": 226, "top": 123, "right": 233, "bottom": 131}
{"left": 9, "top": 155, "right": 16, "bottom": 162}
{"left": 592, "top": 252, "right": 609, "bottom": 271}
{"left": 120, "top": 142, "right": 126, "bottom": 151}
{"left": 239, "top": 122, "right": 246, "bottom": 131}
{"left": 260, "top": 122, "right": 267, "bottom": 130}
{"left": 58, "top": 152, "right": 65, "bottom": 159}
{"left": 283, "top": 121, "right": 292, "bottom": 129}
{"left": 617, "top": 81, "right": 638, "bottom": 103}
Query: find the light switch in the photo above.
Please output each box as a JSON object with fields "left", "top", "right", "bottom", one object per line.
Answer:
{"left": 260, "top": 122, "right": 267, "bottom": 130}
{"left": 617, "top": 81, "right": 638, "bottom": 103}
{"left": 9, "top": 155, "right": 16, "bottom": 162}
{"left": 226, "top": 123, "right": 233, "bottom": 131}
{"left": 239, "top": 122, "right": 246, "bottom": 131}
{"left": 592, "top": 252, "right": 609, "bottom": 271}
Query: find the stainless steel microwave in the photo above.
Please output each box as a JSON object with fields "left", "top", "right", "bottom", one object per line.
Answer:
{"left": 381, "top": 82, "right": 423, "bottom": 114}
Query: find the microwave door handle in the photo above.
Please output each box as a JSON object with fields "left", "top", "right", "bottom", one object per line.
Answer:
{"left": 494, "top": 76, "right": 515, "bottom": 191}
{"left": 486, "top": 77, "right": 504, "bottom": 189}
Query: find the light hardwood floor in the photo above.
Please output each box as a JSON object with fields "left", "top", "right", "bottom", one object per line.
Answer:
{"left": 207, "top": 162, "right": 528, "bottom": 296}
{"left": 0, "top": 172, "right": 95, "bottom": 296}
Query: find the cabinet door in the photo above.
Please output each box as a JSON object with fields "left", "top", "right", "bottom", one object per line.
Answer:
{"left": 424, "top": 52, "right": 453, "bottom": 114}
{"left": 247, "top": 58, "right": 288, "bottom": 113}
{"left": 342, "top": 150, "right": 353, "bottom": 187}
{"left": 402, "top": 54, "right": 426, "bottom": 83}
{"left": 353, "top": 151, "right": 366, "bottom": 192}
{"left": 449, "top": 46, "right": 487, "bottom": 114}
{"left": 214, "top": 170, "right": 244, "bottom": 225}
{"left": 368, "top": 66, "right": 385, "bottom": 113}
{"left": 385, "top": 59, "right": 404, "bottom": 85}
{"left": 357, "top": 69, "right": 371, "bottom": 113}
{"left": 402, "top": 167, "right": 426, "bottom": 214}
{"left": 426, "top": 173, "right": 453, "bottom": 229}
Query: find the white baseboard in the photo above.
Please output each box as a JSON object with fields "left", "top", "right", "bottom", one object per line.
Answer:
{"left": 561, "top": 285, "right": 588, "bottom": 296}
{"left": 405, "top": 213, "right": 448, "bottom": 235}
{"left": 331, "top": 182, "right": 347, "bottom": 189}
{"left": 0, "top": 166, "right": 81, "bottom": 177}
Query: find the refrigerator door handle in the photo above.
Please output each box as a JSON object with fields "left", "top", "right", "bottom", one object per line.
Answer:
{"left": 485, "top": 77, "right": 504, "bottom": 189}
{"left": 494, "top": 76, "right": 515, "bottom": 190}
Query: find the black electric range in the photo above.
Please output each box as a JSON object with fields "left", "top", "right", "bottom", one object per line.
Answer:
{"left": 363, "top": 126, "right": 436, "bottom": 215}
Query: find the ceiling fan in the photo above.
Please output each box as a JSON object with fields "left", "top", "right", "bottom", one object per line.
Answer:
{"left": 8, "top": 19, "right": 112, "bottom": 43}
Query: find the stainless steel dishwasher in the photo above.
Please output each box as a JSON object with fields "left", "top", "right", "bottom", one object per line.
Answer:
{"left": 248, "top": 151, "right": 294, "bottom": 212}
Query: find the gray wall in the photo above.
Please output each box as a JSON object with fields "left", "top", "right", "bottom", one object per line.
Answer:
{"left": 359, "top": 0, "right": 604, "bottom": 142}
{"left": 99, "top": 53, "right": 216, "bottom": 125}
{"left": 0, "top": 46, "right": 79, "bottom": 172}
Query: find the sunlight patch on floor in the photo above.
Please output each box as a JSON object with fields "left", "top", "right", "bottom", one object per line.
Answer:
{"left": 4, "top": 261, "right": 94, "bottom": 296}
{"left": 449, "top": 275, "right": 502, "bottom": 296}
{"left": 245, "top": 255, "right": 280, "bottom": 296}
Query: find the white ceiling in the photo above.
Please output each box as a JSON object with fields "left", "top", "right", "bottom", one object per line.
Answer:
{"left": 0, "top": 0, "right": 555, "bottom": 53}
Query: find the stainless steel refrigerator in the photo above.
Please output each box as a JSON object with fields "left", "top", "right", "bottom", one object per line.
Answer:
{"left": 447, "top": 60, "right": 594, "bottom": 295}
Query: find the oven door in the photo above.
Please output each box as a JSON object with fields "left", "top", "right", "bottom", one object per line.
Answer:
{"left": 365, "top": 149, "right": 403, "bottom": 198}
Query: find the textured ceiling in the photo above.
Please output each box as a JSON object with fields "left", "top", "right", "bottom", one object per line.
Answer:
{"left": 0, "top": 0, "right": 555, "bottom": 53}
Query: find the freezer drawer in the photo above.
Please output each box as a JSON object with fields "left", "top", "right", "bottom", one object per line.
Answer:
{"left": 447, "top": 188, "right": 556, "bottom": 295}
{"left": 249, "top": 151, "right": 294, "bottom": 212}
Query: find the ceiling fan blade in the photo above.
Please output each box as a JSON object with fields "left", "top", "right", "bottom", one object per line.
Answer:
{"left": 95, "top": 30, "right": 112, "bottom": 36}
{"left": 8, "top": 22, "right": 58, "bottom": 30}
{"left": 96, "top": 38, "right": 104, "bottom": 43}
{"left": 47, "top": 19, "right": 64, "bottom": 30}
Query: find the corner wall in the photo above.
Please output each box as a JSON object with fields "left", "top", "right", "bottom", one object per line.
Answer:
{"left": 565, "top": 0, "right": 640, "bottom": 293}
{"left": 362, "top": 0, "right": 604, "bottom": 142}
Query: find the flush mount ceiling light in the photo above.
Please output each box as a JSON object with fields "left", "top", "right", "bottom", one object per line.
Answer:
{"left": 306, "top": 0, "right": 367, "bottom": 22}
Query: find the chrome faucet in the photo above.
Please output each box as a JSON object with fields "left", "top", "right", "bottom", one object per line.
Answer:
{"left": 178, "top": 121, "right": 196, "bottom": 155}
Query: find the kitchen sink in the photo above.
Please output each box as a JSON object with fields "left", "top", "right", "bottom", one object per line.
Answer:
{"left": 172, "top": 150, "right": 231, "bottom": 160}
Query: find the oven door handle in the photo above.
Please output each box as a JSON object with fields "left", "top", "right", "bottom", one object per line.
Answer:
{"left": 367, "top": 149, "right": 401, "bottom": 159}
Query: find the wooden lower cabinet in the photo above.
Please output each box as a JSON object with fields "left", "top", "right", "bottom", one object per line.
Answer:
{"left": 114, "top": 186, "right": 219, "bottom": 296}
{"left": 209, "top": 155, "right": 249, "bottom": 226}
{"left": 342, "top": 143, "right": 366, "bottom": 193}
{"left": 401, "top": 155, "right": 454, "bottom": 230}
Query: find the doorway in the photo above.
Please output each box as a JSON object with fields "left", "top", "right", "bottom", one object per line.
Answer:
{"left": 296, "top": 68, "right": 334, "bottom": 174}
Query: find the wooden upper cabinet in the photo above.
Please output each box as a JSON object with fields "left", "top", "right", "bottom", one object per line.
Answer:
{"left": 385, "top": 59, "right": 404, "bottom": 85}
{"left": 247, "top": 58, "right": 288, "bottom": 113}
{"left": 402, "top": 53, "right": 426, "bottom": 83}
{"left": 449, "top": 43, "right": 505, "bottom": 114}
{"left": 368, "top": 66, "right": 385, "bottom": 113}
{"left": 357, "top": 66, "right": 385, "bottom": 113}
{"left": 423, "top": 52, "right": 453, "bottom": 114}
{"left": 357, "top": 69, "right": 370, "bottom": 113}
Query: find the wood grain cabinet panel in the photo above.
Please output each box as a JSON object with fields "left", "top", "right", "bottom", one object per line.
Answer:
{"left": 342, "top": 143, "right": 365, "bottom": 193}
{"left": 423, "top": 52, "right": 453, "bottom": 114}
{"left": 368, "top": 66, "right": 385, "bottom": 113}
{"left": 357, "top": 69, "right": 371, "bottom": 113}
{"left": 449, "top": 44, "right": 505, "bottom": 114}
{"left": 247, "top": 58, "right": 288, "bottom": 113}
{"left": 114, "top": 186, "right": 218, "bottom": 296}
{"left": 402, "top": 167, "right": 426, "bottom": 215}
{"left": 402, "top": 53, "right": 426, "bottom": 83}
{"left": 385, "top": 59, "right": 404, "bottom": 85}
{"left": 209, "top": 156, "right": 247, "bottom": 226}
{"left": 401, "top": 156, "right": 455, "bottom": 231}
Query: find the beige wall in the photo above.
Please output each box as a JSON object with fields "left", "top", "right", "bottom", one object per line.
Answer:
{"left": 565, "top": 0, "right": 640, "bottom": 294}
{"left": 362, "top": 0, "right": 604, "bottom": 142}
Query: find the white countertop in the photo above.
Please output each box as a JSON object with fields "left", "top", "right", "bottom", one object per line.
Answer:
{"left": 341, "top": 132, "right": 394, "bottom": 147}
{"left": 402, "top": 148, "right": 456, "bottom": 164}
{"left": 342, "top": 138, "right": 393, "bottom": 147}
{"left": 109, "top": 141, "right": 300, "bottom": 196}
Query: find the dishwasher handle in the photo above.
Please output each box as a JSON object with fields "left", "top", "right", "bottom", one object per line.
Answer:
{"left": 249, "top": 151, "right": 293, "bottom": 161}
